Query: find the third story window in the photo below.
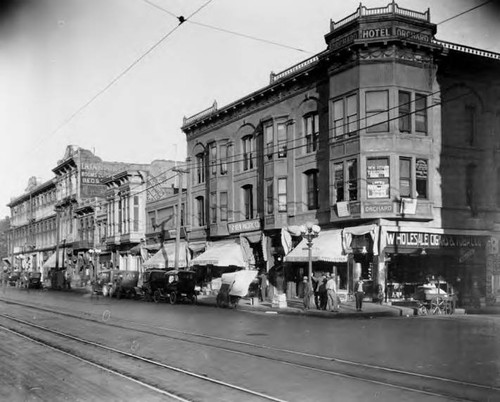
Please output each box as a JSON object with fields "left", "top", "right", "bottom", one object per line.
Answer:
{"left": 304, "top": 113, "right": 319, "bottom": 153}
{"left": 366, "top": 90, "right": 389, "bottom": 133}
{"left": 399, "top": 91, "right": 411, "bottom": 133}
{"left": 415, "top": 93, "right": 428, "bottom": 133}
{"left": 277, "top": 123, "right": 287, "bottom": 158}
{"left": 242, "top": 136, "right": 255, "bottom": 171}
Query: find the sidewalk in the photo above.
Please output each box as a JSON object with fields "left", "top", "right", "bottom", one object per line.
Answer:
{"left": 197, "top": 295, "right": 415, "bottom": 318}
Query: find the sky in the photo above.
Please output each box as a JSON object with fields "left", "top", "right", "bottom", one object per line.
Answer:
{"left": 1, "top": 0, "right": 500, "bottom": 218}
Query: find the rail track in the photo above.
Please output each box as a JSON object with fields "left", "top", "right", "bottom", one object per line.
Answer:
{"left": 1, "top": 297, "right": 499, "bottom": 401}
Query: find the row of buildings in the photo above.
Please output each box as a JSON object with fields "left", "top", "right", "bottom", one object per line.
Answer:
{"left": 4, "top": 2, "right": 500, "bottom": 306}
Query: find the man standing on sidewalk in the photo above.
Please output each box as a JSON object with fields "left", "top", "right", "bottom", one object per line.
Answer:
{"left": 326, "top": 274, "right": 339, "bottom": 312}
{"left": 355, "top": 277, "right": 365, "bottom": 311}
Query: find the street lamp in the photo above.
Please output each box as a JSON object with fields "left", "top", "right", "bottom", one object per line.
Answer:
{"left": 300, "top": 222, "right": 321, "bottom": 288}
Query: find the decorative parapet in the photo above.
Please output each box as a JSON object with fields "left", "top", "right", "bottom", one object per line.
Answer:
{"left": 183, "top": 100, "right": 218, "bottom": 127}
{"left": 433, "top": 39, "right": 500, "bottom": 60}
{"left": 269, "top": 55, "right": 319, "bottom": 84}
{"left": 330, "top": 2, "right": 430, "bottom": 31}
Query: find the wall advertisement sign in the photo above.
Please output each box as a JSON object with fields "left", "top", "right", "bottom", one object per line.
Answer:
{"left": 385, "top": 231, "right": 487, "bottom": 249}
{"left": 227, "top": 219, "right": 261, "bottom": 234}
{"left": 367, "top": 182, "right": 390, "bottom": 199}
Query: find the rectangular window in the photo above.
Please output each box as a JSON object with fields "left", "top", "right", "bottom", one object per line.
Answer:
{"left": 399, "top": 158, "right": 411, "bottom": 197}
{"left": 196, "top": 153, "right": 205, "bottom": 184}
{"left": 277, "top": 123, "right": 287, "bottom": 158}
{"left": 265, "top": 124, "right": 274, "bottom": 158}
{"left": 347, "top": 159, "right": 358, "bottom": 201}
{"left": 399, "top": 91, "right": 411, "bottom": 132}
{"left": 304, "top": 113, "right": 319, "bottom": 153}
{"left": 243, "top": 186, "right": 253, "bottom": 219}
{"left": 220, "top": 192, "right": 228, "bottom": 222}
{"left": 333, "top": 99, "right": 344, "bottom": 137}
{"left": 210, "top": 192, "right": 217, "bottom": 224}
{"left": 220, "top": 145, "right": 228, "bottom": 175}
{"left": 266, "top": 180, "right": 274, "bottom": 214}
{"left": 416, "top": 159, "right": 428, "bottom": 199}
{"left": 278, "top": 178, "right": 287, "bottom": 212}
{"left": 196, "top": 196, "right": 205, "bottom": 226}
{"left": 118, "top": 198, "right": 122, "bottom": 234}
{"left": 466, "top": 164, "right": 477, "bottom": 216}
{"left": 415, "top": 93, "right": 427, "bottom": 133}
{"left": 133, "top": 196, "right": 139, "bottom": 231}
{"left": 334, "top": 162, "right": 344, "bottom": 202}
{"left": 306, "top": 170, "right": 319, "bottom": 210}
{"left": 346, "top": 94, "right": 358, "bottom": 134}
{"left": 333, "top": 94, "right": 358, "bottom": 137}
{"left": 210, "top": 143, "right": 217, "bottom": 175}
{"left": 366, "top": 91, "right": 389, "bottom": 133}
{"left": 367, "top": 157, "right": 390, "bottom": 199}
{"left": 242, "top": 136, "right": 255, "bottom": 171}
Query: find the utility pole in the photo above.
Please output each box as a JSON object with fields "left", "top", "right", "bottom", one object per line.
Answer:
{"left": 172, "top": 166, "right": 188, "bottom": 270}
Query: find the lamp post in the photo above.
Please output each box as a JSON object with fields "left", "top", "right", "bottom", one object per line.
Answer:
{"left": 300, "top": 222, "right": 321, "bottom": 288}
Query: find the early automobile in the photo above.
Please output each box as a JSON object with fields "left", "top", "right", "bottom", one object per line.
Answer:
{"left": 8, "top": 271, "right": 20, "bottom": 287}
{"left": 136, "top": 269, "right": 168, "bottom": 301}
{"left": 93, "top": 270, "right": 139, "bottom": 298}
{"left": 26, "top": 272, "right": 42, "bottom": 289}
{"left": 153, "top": 270, "right": 197, "bottom": 304}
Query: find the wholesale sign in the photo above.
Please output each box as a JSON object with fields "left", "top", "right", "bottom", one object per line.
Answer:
{"left": 386, "top": 232, "right": 486, "bottom": 249}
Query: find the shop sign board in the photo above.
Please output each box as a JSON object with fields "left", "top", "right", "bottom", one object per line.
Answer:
{"left": 367, "top": 182, "right": 390, "bottom": 199}
{"left": 227, "top": 219, "right": 261, "bottom": 234}
{"left": 336, "top": 201, "right": 351, "bottom": 217}
{"left": 386, "top": 231, "right": 486, "bottom": 249}
{"left": 364, "top": 204, "right": 393, "bottom": 214}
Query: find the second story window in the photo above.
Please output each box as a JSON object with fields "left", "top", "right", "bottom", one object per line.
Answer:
{"left": 196, "top": 196, "right": 205, "bottom": 226}
{"left": 266, "top": 180, "right": 274, "bottom": 214}
{"left": 305, "top": 169, "right": 319, "bottom": 210}
{"left": 278, "top": 178, "right": 287, "bottom": 212}
{"left": 196, "top": 152, "right": 206, "bottom": 184}
{"left": 334, "top": 162, "right": 344, "bottom": 202}
{"left": 416, "top": 159, "right": 428, "bottom": 199}
{"left": 242, "top": 185, "right": 254, "bottom": 219}
{"left": 399, "top": 158, "right": 411, "bottom": 197}
{"left": 367, "top": 157, "right": 390, "bottom": 199}
{"left": 220, "top": 192, "right": 228, "bottom": 222}
{"left": 304, "top": 113, "right": 319, "bottom": 153}
{"left": 242, "top": 136, "right": 255, "bottom": 171}
{"left": 399, "top": 91, "right": 411, "bottom": 133}
{"left": 366, "top": 90, "right": 389, "bottom": 133}
{"left": 347, "top": 159, "right": 358, "bottom": 201}
{"left": 210, "top": 192, "right": 217, "bottom": 224}
{"left": 466, "top": 163, "right": 477, "bottom": 216}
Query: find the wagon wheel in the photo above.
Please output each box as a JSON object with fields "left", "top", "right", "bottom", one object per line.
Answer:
{"left": 444, "top": 299, "right": 454, "bottom": 315}
{"left": 189, "top": 294, "right": 197, "bottom": 305}
{"left": 430, "top": 296, "right": 445, "bottom": 315}
{"left": 169, "top": 292, "right": 177, "bottom": 305}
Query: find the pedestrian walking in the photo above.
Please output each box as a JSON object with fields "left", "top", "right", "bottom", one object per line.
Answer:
{"left": 355, "top": 277, "right": 364, "bottom": 311}
{"left": 302, "top": 277, "right": 314, "bottom": 310}
{"left": 326, "top": 274, "right": 339, "bottom": 312}
{"left": 318, "top": 277, "right": 328, "bottom": 310}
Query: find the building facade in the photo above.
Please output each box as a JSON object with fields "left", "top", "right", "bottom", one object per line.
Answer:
{"left": 182, "top": 2, "right": 500, "bottom": 306}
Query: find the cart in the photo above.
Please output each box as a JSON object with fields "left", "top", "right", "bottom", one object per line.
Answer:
{"left": 414, "top": 285, "right": 455, "bottom": 315}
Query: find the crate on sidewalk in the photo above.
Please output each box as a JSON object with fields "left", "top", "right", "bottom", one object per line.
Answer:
{"left": 272, "top": 293, "right": 287, "bottom": 308}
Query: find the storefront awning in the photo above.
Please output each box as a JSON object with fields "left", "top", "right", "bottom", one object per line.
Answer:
{"left": 284, "top": 229, "right": 347, "bottom": 263}
{"left": 143, "top": 241, "right": 188, "bottom": 269}
{"left": 190, "top": 239, "right": 246, "bottom": 267}
{"left": 42, "top": 250, "right": 67, "bottom": 269}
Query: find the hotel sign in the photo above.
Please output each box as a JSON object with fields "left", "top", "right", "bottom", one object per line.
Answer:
{"left": 386, "top": 232, "right": 486, "bottom": 249}
{"left": 227, "top": 219, "right": 261, "bottom": 234}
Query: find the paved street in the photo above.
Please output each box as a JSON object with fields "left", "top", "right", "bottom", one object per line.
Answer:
{"left": 1, "top": 287, "right": 499, "bottom": 401}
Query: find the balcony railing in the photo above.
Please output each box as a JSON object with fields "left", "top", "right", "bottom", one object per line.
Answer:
{"left": 269, "top": 55, "right": 319, "bottom": 84}
{"left": 331, "top": 2, "right": 430, "bottom": 31}
{"left": 433, "top": 39, "right": 500, "bottom": 60}
{"left": 183, "top": 100, "right": 218, "bottom": 126}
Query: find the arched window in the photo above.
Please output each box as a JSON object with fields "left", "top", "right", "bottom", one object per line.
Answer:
{"left": 303, "top": 113, "right": 319, "bottom": 153}
{"left": 242, "top": 135, "right": 255, "bottom": 171}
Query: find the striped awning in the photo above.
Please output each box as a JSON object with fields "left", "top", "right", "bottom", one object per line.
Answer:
{"left": 190, "top": 239, "right": 246, "bottom": 267}
{"left": 284, "top": 229, "right": 347, "bottom": 263}
{"left": 143, "top": 241, "right": 188, "bottom": 269}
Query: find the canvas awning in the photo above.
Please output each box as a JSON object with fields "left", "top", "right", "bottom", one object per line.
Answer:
{"left": 190, "top": 239, "right": 246, "bottom": 267}
{"left": 284, "top": 229, "right": 347, "bottom": 263}
{"left": 42, "top": 250, "right": 67, "bottom": 269}
{"left": 143, "top": 241, "right": 188, "bottom": 269}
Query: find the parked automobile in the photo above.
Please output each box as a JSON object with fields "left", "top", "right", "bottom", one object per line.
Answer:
{"left": 112, "top": 270, "right": 139, "bottom": 299}
{"left": 93, "top": 270, "right": 112, "bottom": 296}
{"left": 153, "top": 270, "right": 197, "bottom": 304}
{"left": 8, "top": 271, "right": 20, "bottom": 287}
{"left": 26, "top": 272, "right": 42, "bottom": 289}
{"left": 136, "top": 269, "right": 168, "bottom": 301}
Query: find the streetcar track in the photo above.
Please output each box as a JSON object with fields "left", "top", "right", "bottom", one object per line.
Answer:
{"left": 0, "top": 314, "right": 286, "bottom": 402}
{"left": 1, "top": 297, "right": 498, "bottom": 401}
{"left": 0, "top": 324, "right": 190, "bottom": 402}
